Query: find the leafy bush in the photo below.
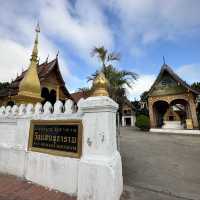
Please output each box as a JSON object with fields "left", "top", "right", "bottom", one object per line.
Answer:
{"left": 135, "top": 114, "right": 150, "bottom": 131}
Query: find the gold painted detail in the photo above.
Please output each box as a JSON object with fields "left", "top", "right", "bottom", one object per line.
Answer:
{"left": 18, "top": 23, "right": 41, "bottom": 100}
{"left": 11, "top": 95, "right": 42, "bottom": 105}
{"left": 148, "top": 93, "right": 194, "bottom": 105}
{"left": 186, "top": 119, "right": 193, "bottom": 129}
{"left": 56, "top": 85, "right": 60, "bottom": 100}
{"left": 28, "top": 120, "right": 83, "bottom": 158}
{"left": 91, "top": 72, "right": 109, "bottom": 96}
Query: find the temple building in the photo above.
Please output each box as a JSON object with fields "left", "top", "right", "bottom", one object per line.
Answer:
{"left": 121, "top": 101, "right": 135, "bottom": 127}
{"left": 148, "top": 64, "right": 200, "bottom": 131}
{"left": 0, "top": 24, "right": 72, "bottom": 106}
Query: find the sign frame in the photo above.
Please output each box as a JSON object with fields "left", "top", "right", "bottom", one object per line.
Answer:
{"left": 28, "top": 120, "right": 83, "bottom": 158}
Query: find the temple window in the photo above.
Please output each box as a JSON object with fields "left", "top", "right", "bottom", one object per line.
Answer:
{"left": 161, "top": 80, "right": 167, "bottom": 86}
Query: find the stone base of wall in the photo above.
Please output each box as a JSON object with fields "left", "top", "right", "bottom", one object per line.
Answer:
{"left": 78, "top": 152, "right": 123, "bottom": 200}
{"left": 0, "top": 147, "right": 79, "bottom": 196}
{"left": 0, "top": 147, "right": 26, "bottom": 177}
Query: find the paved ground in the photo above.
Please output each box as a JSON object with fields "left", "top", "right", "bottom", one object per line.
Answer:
{"left": 0, "top": 174, "right": 75, "bottom": 200}
{"left": 120, "top": 127, "right": 200, "bottom": 200}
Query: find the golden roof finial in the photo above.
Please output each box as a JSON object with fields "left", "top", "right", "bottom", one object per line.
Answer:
{"left": 91, "top": 70, "right": 109, "bottom": 97}
{"left": 18, "top": 23, "right": 41, "bottom": 99}
{"left": 31, "top": 22, "right": 40, "bottom": 62}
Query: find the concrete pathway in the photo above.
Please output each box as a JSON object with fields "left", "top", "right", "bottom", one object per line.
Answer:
{"left": 120, "top": 127, "right": 200, "bottom": 200}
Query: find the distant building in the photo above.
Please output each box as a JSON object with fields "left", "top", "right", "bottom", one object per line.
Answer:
{"left": 121, "top": 101, "right": 136, "bottom": 127}
{"left": 71, "top": 91, "right": 89, "bottom": 103}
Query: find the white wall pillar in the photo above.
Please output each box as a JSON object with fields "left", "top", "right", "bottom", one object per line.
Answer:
{"left": 122, "top": 116, "right": 125, "bottom": 127}
{"left": 78, "top": 96, "right": 123, "bottom": 200}
{"left": 131, "top": 116, "right": 134, "bottom": 126}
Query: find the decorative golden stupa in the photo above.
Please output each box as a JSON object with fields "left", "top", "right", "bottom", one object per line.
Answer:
{"left": 91, "top": 71, "right": 109, "bottom": 96}
{"left": 12, "top": 23, "right": 42, "bottom": 104}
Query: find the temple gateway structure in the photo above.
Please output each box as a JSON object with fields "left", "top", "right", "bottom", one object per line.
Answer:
{"left": 148, "top": 64, "right": 200, "bottom": 132}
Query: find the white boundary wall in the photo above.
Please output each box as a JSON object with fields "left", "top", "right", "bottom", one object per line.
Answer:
{"left": 0, "top": 96, "right": 123, "bottom": 200}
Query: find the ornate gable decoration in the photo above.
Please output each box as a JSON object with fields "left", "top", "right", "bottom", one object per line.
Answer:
{"left": 148, "top": 64, "right": 200, "bottom": 97}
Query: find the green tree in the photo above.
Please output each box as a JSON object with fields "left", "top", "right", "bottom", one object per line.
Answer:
{"left": 87, "top": 46, "right": 138, "bottom": 105}
{"left": 191, "top": 82, "right": 200, "bottom": 92}
{"left": 0, "top": 82, "right": 10, "bottom": 90}
{"left": 135, "top": 114, "right": 150, "bottom": 131}
{"left": 140, "top": 91, "right": 149, "bottom": 102}
{"left": 131, "top": 100, "right": 149, "bottom": 117}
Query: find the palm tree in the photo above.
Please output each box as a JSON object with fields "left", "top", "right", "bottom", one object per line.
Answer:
{"left": 78, "top": 46, "right": 138, "bottom": 118}
{"left": 88, "top": 46, "right": 138, "bottom": 103}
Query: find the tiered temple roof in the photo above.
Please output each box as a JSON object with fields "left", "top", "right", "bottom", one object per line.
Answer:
{"left": 0, "top": 58, "right": 72, "bottom": 99}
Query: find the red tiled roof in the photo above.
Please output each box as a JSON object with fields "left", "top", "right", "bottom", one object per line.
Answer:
{"left": 71, "top": 91, "right": 88, "bottom": 103}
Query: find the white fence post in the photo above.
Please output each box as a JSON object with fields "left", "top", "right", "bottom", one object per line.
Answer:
{"left": 78, "top": 96, "right": 123, "bottom": 200}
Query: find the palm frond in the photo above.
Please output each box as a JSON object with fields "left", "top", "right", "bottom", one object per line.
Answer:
{"left": 91, "top": 46, "right": 107, "bottom": 65}
{"left": 87, "top": 70, "right": 99, "bottom": 82}
{"left": 107, "top": 52, "right": 120, "bottom": 62}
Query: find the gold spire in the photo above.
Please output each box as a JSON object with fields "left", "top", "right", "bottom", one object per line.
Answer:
{"left": 91, "top": 71, "right": 109, "bottom": 96}
{"left": 18, "top": 23, "right": 41, "bottom": 99}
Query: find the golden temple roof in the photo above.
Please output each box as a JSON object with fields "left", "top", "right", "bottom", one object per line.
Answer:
{"left": 18, "top": 23, "right": 41, "bottom": 98}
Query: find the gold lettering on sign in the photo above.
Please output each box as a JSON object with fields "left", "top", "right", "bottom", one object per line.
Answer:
{"left": 28, "top": 120, "right": 82, "bottom": 158}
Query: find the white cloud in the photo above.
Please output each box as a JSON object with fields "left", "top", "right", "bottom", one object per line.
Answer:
{"left": 130, "top": 47, "right": 146, "bottom": 59}
{"left": 108, "top": 0, "right": 200, "bottom": 41}
{"left": 176, "top": 64, "right": 200, "bottom": 84}
{"left": 105, "top": 0, "right": 200, "bottom": 57}
{"left": 0, "top": 30, "right": 63, "bottom": 81}
{"left": 0, "top": 39, "right": 28, "bottom": 82}
{"left": 0, "top": 0, "right": 114, "bottom": 92}
{"left": 39, "top": 0, "right": 113, "bottom": 63}
{"left": 126, "top": 74, "right": 156, "bottom": 100}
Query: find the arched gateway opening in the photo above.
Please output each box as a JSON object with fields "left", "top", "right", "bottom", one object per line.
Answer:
{"left": 153, "top": 99, "right": 191, "bottom": 129}
{"left": 169, "top": 99, "right": 190, "bottom": 127}
{"left": 153, "top": 101, "right": 169, "bottom": 128}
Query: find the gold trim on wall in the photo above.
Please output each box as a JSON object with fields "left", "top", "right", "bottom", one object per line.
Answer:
{"left": 28, "top": 120, "right": 83, "bottom": 158}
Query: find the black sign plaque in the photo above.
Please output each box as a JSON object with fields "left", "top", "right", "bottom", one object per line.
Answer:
{"left": 28, "top": 120, "right": 82, "bottom": 158}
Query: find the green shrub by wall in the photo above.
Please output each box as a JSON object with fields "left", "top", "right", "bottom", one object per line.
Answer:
{"left": 135, "top": 114, "right": 150, "bottom": 131}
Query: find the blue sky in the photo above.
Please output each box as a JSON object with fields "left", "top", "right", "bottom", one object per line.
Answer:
{"left": 0, "top": 0, "right": 199, "bottom": 100}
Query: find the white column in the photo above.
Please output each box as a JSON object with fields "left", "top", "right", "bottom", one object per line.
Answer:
{"left": 78, "top": 96, "right": 123, "bottom": 200}
{"left": 122, "top": 116, "right": 125, "bottom": 126}
{"left": 131, "top": 116, "right": 134, "bottom": 126}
